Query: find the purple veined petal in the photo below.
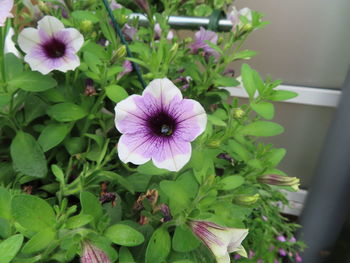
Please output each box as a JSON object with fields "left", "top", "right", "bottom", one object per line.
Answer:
{"left": 151, "top": 138, "right": 192, "bottom": 172}
{"left": 0, "top": 0, "right": 14, "bottom": 26}
{"left": 61, "top": 28, "right": 84, "bottom": 52}
{"left": 142, "top": 78, "right": 183, "bottom": 105}
{"left": 37, "top": 16, "right": 65, "bottom": 37}
{"left": 117, "top": 133, "right": 152, "bottom": 165}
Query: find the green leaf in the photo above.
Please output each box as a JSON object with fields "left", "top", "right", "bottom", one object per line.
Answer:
{"left": 241, "top": 63, "right": 256, "bottom": 99}
{"left": 66, "top": 214, "right": 94, "bottom": 229}
{"left": 98, "top": 171, "right": 135, "bottom": 194}
{"left": 51, "top": 164, "right": 65, "bottom": 184}
{"left": 105, "top": 85, "right": 128, "bottom": 103}
{"left": 10, "top": 131, "right": 47, "bottom": 178}
{"left": 208, "top": 114, "right": 227, "bottom": 127}
{"left": 268, "top": 90, "right": 298, "bottom": 101}
{"left": 232, "top": 50, "right": 257, "bottom": 60}
{"left": 0, "top": 187, "right": 11, "bottom": 220}
{"left": 241, "top": 121, "right": 284, "bottom": 137}
{"left": 228, "top": 140, "right": 251, "bottom": 162}
{"left": 0, "top": 94, "right": 10, "bottom": 108}
{"left": 80, "top": 191, "right": 103, "bottom": 223}
{"left": 172, "top": 225, "right": 200, "bottom": 252}
{"left": 265, "top": 148, "right": 286, "bottom": 167}
{"left": 251, "top": 102, "right": 275, "bottom": 120}
{"left": 137, "top": 161, "right": 168, "bottom": 175}
{"left": 219, "top": 176, "right": 245, "bottom": 190}
{"left": 12, "top": 195, "right": 55, "bottom": 232}
{"left": 146, "top": 227, "right": 171, "bottom": 263}
{"left": 47, "top": 103, "right": 87, "bottom": 122}
{"left": 5, "top": 53, "right": 23, "bottom": 80}
{"left": 71, "top": 10, "right": 99, "bottom": 22}
{"left": 8, "top": 71, "right": 57, "bottom": 92}
{"left": 64, "top": 137, "right": 86, "bottom": 155}
{"left": 252, "top": 70, "right": 265, "bottom": 94}
{"left": 22, "top": 228, "right": 55, "bottom": 254}
{"left": 214, "top": 76, "right": 240, "bottom": 87}
{"left": 0, "top": 234, "right": 23, "bottom": 263}
{"left": 160, "top": 181, "right": 191, "bottom": 214}
{"left": 38, "top": 124, "right": 71, "bottom": 152}
{"left": 119, "top": 247, "right": 135, "bottom": 263}
{"left": 105, "top": 224, "right": 144, "bottom": 246}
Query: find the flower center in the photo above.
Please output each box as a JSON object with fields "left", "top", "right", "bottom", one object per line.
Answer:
{"left": 148, "top": 111, "right": 176, "bottom": 137}
{"left": 43, "top": 38, "right": 66, "bottom": 58}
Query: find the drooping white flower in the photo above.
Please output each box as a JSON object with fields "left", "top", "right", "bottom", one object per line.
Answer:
{"left": 4, "top": 28, "right": 20, "bottom": 58}
{"left": 0, "top": 0, "right": 14, "bottom": 27}
{"left": 18, "top": 16, "right": 84, "bottom": 74}
{"left": 189, "top": 220, "right": 248, "bottom": 263}
{"left": 114, "top": 78, "right": 207, "bottom": 172}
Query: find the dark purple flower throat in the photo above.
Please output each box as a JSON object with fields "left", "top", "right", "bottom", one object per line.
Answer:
{"left": 148, "top": 111, "right": 177, "bottom": 137}
{"left": 42, "top": 37, "right": 66, "bottom": 58}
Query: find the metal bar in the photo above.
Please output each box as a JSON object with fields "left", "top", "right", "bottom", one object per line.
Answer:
{"left": 128, "top": 13, "right": 233, "bottom": 31}
{"left": 298, "top": 67, "right": 350, "bottom": 263}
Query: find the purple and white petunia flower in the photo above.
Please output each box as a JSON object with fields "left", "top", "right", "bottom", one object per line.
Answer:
{"left": 0, "top": 0, "right": 14, "bottom": 26}
{"left": 190, "top": 27, "right": 219, "bottom": 59}
{"left": 122, "top": 24, "right": 137, "bottom": 41}
{"left": 114, "top": 78, "right": 207, "bottom": 172}
{"left": 81, "top": 241, "right": 111, "bottom": 263}
{"left": 189, "top": 220, "right": 248, "bottom": 263}
{"left": 18, "top": 16, "right": 84, "bottom": 75}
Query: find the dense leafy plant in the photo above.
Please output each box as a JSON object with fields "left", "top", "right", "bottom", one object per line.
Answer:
{"left": 0, "top": 0, "right": 305, "bottom": 262}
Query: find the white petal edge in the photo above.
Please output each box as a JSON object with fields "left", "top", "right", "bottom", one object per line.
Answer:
{"left": 5, "top": 27, "right": 21, "bottom": 58}
{"left": 24, "top": 55, "right": 52, "bottom": 75}
{"left": 117, "top": 134, "right": 150, "bottom": 165}
{"left": 216, "top": 253, "right": 231, "bottom": 263}
{"left": 152, "top": 141, "right": 191, "bottom": 172}
{"left": 18, "top": 28, "right": 40, "bottom": 53}
{"left": 56, "top": 55, "right": 81, "bottom": 72}
{"left": 227, "top": 229, "right": 249, "bottom": 253}
{"left": 38, "top": 16, "right": 64, "bottom": 36}
{"left": 234, "top": 245, "right": 248, "bottom": 258}
{"left": 142, "top": 78, "right": 183, "bottom": 105}
{"left": 64, "top": 28, "right": 84, "bottom": 52}
{"left": 114, "top": 94, "right": 143, "bottom": 133}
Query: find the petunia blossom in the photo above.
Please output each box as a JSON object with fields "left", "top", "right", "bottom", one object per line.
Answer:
{"left": 258, "top": 174, "right": 300, "bottom": 191}
{"left": 190, "top": 27, "right": 219, "bottom": 59}
{"left": 114, "top": 78, "right": 207, "bottom": 172}
{"left": 189, "top": 220, "right": 248, "bottom": 263}
{"left": 18, "top": 16, "right": 84, "bottom": 75}
{"left": 227, "top": 6, "right": 253, "bottom": 31}
{"left": 81, "top": 241, "right": 111, "bottom": 263}
{"left": 0, "top": 0, "right": 13, "bottom": 26}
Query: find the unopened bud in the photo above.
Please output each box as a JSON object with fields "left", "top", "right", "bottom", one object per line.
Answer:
{"left": 80, "top": 20, "right": 93, "bottom": 33}
{"left": 233, "top": 108, "right": 245, "bottom": 119}
{"left": 217, "top": 37, "right": 224, "bottom": 45}
{"left": 184, "top": 37, "right": 193, "bottom": 44}
{"left": 81, "top": 241, "right": 111, "bottom": 263}
{"left": 170, "top": 43, "right": 179, "bottom": 53}
{"left": 234, "top": 193, "right": 259, "bottom": 206}
{"left": 241, "top": 23, "right": 253, "bottom": 33}
{"left": 207, "top": 139, "right": 221, "bottom": 148}
{"left": 38, "top": 1, "right": 50, "bottom": 14}
{"left": 115, "top": 45, "right": 127, "bottom": 58}
{"left": 258, "top": 174, "right": 300, "bottom": 191}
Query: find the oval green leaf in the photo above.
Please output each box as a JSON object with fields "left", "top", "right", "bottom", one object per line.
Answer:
{"left": 8, "top": 71, "right": 57, "bottom": 92}
{"left": 0, "top": 234, "right": 24, "bottom": 263}
{"left": 38, "top": 124, "right": 71, "bottom": 152}
{"left": 47, "top": 103, "right": 87, "bottom": 122}
{"left": 105, "top": 224, "right": 144, "bottom": 246}
{"left": 105, "top": 85, "right": 128, "bottom": 103}
{"left": 219, "top": 176, "right": 245, "bottom": 190}
{"left": 146, "top": 227, "right": 171, "bottom": 263}
{"left": 241, "top": 121, "right": 284, "bottom": 137}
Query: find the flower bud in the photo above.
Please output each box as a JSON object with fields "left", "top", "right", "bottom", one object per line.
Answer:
{"left": 160, "top": 204, "right": 172, "bottom": 222}
{"left": 115, "top": 45, "right": 127, "bottom": 58}
{"left": 207, "top": 139, "right": 221, "bottom": 148}
{"left": 38, "top": 1, "right": 50, "bottom": 14}
{"left": 258, "top": 174, "right": 300, "bottom": 191}
{"left": 81, "top": 241, "right": 111, "bottom": 263}
{"left": 234, "top": 193, "right": 259, "bottom": 206}
{"left": 134, "top": 0, "right": 150, "bottom": 15}
{"left": 233, "top": 108, "right": 245, "bottom": 119}
{"left": 217, "top": 36, "right": 224, "bottom": 45}
{"left": 84, "top": 79, "right": 96, "bottom": 96}
{"left": 80, "top": 20, "right": 93, "bottom": 33}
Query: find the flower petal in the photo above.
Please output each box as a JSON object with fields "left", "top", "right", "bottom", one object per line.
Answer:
{"left": 5, "top": 27, "right": 21, "bottom": 57}
{"left": 152, "top": 139, "right": 191, "bottom": 172}
{"left": 115, "top": 95, "right": 148, "bottom": 134}
{"left": 63, "top": 28, "right": 84, "bottom": 52}
{"left": 142, "top": 78, "right": 183, "bottom": 105}
{"left": 172, "top": 98, "right": 207, "bottom": 142}
{"left": 24, "top": 54, "right": 52, "bottom": 75}
{"left": 227, "top": 229, "right": 249, "bottom": 253}
{"left": 117, "top": 133, "right": 151, "bottom": 165}
{"left": 37, "top": 16, "right": 64, "bottom": 37}
{"left": 18, "top": 28, "right": 40, "bottom": 53}
{"left": 216, "top": 254, "right": 231, "bottom": 263}
{"left": 234, "top": 245, "right": 248, "bottom": 258}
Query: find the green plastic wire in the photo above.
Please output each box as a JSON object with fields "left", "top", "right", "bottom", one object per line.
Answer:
{"left": 102, "top": 0, "right": 146, "bottom": 89}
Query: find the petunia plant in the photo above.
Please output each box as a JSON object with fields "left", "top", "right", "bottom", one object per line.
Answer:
{"left": 0, "top": 0, "right": 304, "bottom": 263}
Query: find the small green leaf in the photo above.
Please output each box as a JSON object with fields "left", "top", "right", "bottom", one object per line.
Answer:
{"left": 51, "top": 164, "right": 65, "bottom": 184}
{"left": 105, "top": 224, "right": 144, "bottom": 246}
{"left": 10, "top": 131, "right": 47, "bottom": 178}
{"left": 265, "top": 148, "right": 286, "bottom": 167}
{"left": 71, "top": 10, "right": 99, "bottom": 22}
{"left": 12, "top": 195, "right": 55, "bottom": 232}
{"left": 38, "top": 124, "right": 71, "bottom": 152}
{"left": 66, "top": 214, "right": 94, "bottom": 229}
{"left": 47, "top": 103, "right": 87, "bottom": 122}
{"left": 228, "top": 140, "right": 251, "bottom": 162}
{"left": 98, "top": 171, "right": 134, "bottom": 194}
{"left": 105, "top": 85, "right": 128, "bottom": 103}
{"left": 119, "top": 247, "right": 135, "bottom": 263}
{"left": 21, "top": 228, "right": 55, "bottom": 254}
{"left": 219, "top": 176, "right": 245, "bottom": 190}
{"left": 80, "top": 192, "right": 103, "bottom": 223}
{"left": 214, "top": 76, "right": 240, "bottom": 87}
{"left": 0, "top": 234, "right": 24, "bottom": 263}
{"left": 251, "top": 102, "right": 275, "bottom": 120}
{"left": 146, "top": 227, "right": 171, "bottom": 263}
{"left": 0, "top": 187, "right": 11, "bottom": 220}
{"left": 137, "top": 161, "right": 168, "bottom": 175}
{"left": 268, "top": 90, "right": 298, "bottom": 101}
{"left": 160, "top": 181, "right": 191, "bottom": 214}
{"left": 208, "top": 114, "right": 227, "bottom": 127}
{"left": 232, "top": 50, "right": 257, "bottom": 60}
{"left": 241, "top": 64, "right": 256, "bottom": 99}
{"left": 241, "top": 121, "right": 284, "bottom": 137}
{"left": 8, "top": 71, "right": 57, "bottom": 92}
{"left": 172, "top": 225, "right": 200, "bottom": 252}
